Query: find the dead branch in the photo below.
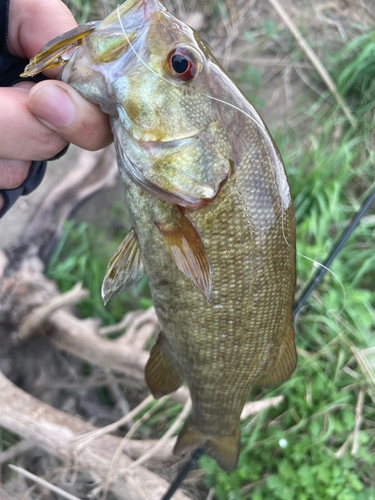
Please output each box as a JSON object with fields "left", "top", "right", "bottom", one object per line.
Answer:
{"left": 126, "top": 398, "right": 192, "bottom": 474}
{"left": 7, "top": 146, "right": 118, "bottom": 266}
{"left": 0, "top": 371, "right": 192, "bottom": 500}
{"left": 351, "top": 389, "right": 364, "bottom": 456}
{"left": 240, "top": 396, "right": 284, "bottom": 420}
{"left": 74, "top": 395, "right": 156, "bottom": 449}
{"left": 92, "top": 399, "right": 191, "bottom": 497}
{"left": 18, "top": 282, "right": 89, "bottom": 340}
{"left": 9, "top": 465, "right": 81, "bottom": 500}
{"left": 48, "top": 309, "right": 150, "bottom": 383}
{"left": 0, "top": 440, "right": 34, "bottom": 465}
{"left": 105, "top": 369, "right": 132, "bottom": 419}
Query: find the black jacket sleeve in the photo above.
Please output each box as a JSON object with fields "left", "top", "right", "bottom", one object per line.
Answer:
{"left": 0, "top": 0, "right": 69, "bottom": 219}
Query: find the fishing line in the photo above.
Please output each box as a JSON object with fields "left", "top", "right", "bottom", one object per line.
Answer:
{"left": 116, "top": 5, "right": 346, "bottom": 315}
{"left": 293, "top": 185, "right": 375, "bottom": 316}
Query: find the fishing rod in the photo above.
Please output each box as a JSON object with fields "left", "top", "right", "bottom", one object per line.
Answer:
{"left": 161, "top": 449, "right": 204, "bottom": 500}
{"left": 293, "top": 185, "right": 375, "bottom": 316}
{"left": 160, "top": 185, "right": 375, "bottom": 500}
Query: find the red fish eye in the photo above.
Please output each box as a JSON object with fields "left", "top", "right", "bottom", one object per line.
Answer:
{"left": 167, "top": 49, "right": 198, "bottom": 81}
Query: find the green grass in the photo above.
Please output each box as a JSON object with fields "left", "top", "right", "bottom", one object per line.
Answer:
{"left": 199, "top": 22, "right": 375, "bottom": 500}
{"left": 46, "top": 207, "right": 152, "bottom": 325}
{"left": 51, "top": 3, "right": 375, "bottom": 498}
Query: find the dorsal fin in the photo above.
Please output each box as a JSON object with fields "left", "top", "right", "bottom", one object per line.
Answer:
{"left": 156, "top": 211, "right": 212, "bottom": 302}
{"left": 102, "top": 228, "right": 144, "bottom": 305}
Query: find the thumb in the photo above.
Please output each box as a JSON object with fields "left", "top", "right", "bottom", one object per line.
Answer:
{"left": 28, "top": 80, "right": 113, "bottom": 151}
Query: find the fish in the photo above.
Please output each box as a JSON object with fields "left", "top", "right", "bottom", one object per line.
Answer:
{"left": 22, "top": 0, "right": 297, "bottom": 471}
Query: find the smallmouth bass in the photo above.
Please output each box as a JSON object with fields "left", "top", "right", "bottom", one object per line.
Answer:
{"left": 23, "top": 0, "right": 297, "bottom": 471}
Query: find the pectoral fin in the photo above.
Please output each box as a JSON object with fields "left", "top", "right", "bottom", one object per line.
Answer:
{"left": 174, "top": 419, "right": 240, "bottom": 472}
{"left": 102, "top": 228, "right": 144, "bottom": 305}
{"left": 145, "top": 332, "right": 182, "bottom": 398}
{"left": 156, "top": 211, "right": 212, "bottom": 302}
{"left": 260, "top": 323, "right": 296, "bottom": 387}
{"left": 21, "top": 22, "right": 99, "bottom": 77}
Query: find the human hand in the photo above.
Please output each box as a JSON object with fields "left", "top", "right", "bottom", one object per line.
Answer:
{"left": 0, "top": 0, "right": 113, "bottom": 212}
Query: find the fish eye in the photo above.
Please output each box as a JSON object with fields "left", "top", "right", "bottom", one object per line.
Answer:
{"left": 166, "top": 48, "right": 199, "bottom": 81}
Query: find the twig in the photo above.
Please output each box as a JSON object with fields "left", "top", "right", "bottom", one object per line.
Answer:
{"left": 99, "top": 310, "right": 142, "bottom": 336}
{"left": 351, "top": 389, "right": 364, "bottom": 455}
{"left": 73, "top": 394, "right": 155, "bottom": 449}
{"left": 266, "top": 0, "right": 356, "bottom": 127}
{"left": 47, "top": 308, "right": 190, "bottom": 404}
{"left": 206, "top": 487, "right": 215, "bottom": 500}
{"left": 8, "top": 465, "right": 81, "bottom": 500}
{"left": 334, "top": 433, "right": 352, "bottom": 458}
{"left": 245, "top": 57, "right": 312, "bottom": 68}
{"left": 241, "top": 477, "right": 268, "bottom": 492}
{"left": 126, "top": 398, "right": 192, "bottom": 472}
{"left": 0, "top": 440, "right": 34, "bottom": 464}
{"left": 113, "top": 397, "right": 166, "bottom": 455}
{"left": 90, "top": 399, "right": 191, "bottom": 496}
{"left": 120, "top": 307, "right": 158, "bottom": 349}
{"left": 240, "top": 396, "right": 284, "bottom": 420}
{"left": 19, "top": 282, "right": 89, "bottom": 340}
{"left": 0, "top": 371, "right": 192, "bottom": 500}
{"left": 105, "top": 369, "right": 132, "bottom": 420}
{"left": 93, "top": 398, "right": 167, "bottom": 497}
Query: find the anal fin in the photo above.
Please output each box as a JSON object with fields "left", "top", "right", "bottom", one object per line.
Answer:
{"left": 145, "top": 332, "right": 182, "bottom": 399}
{"left": 260, "top": 322, "right": 296, "bottom": 387}
{"left": 174, "top": 418, "right": 240, "bottom": 472}
{"left": 102, "top": 228, "right": 144, "bottom": 305}
{"left": 156, "top": 210, "right": 212, "bottom": 302}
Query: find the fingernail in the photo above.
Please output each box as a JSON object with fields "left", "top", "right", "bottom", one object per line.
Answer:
{"left": 30, "top": 85, "right": 75, "bottom": 128}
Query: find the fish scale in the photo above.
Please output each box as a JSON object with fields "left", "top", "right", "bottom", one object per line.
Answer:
{"left": 21, "top": 0, "right": 296, "bottom": 471}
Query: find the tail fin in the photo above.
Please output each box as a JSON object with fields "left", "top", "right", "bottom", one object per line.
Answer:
{"left": 174, "top": 418, "right": 240, "bottom": 471}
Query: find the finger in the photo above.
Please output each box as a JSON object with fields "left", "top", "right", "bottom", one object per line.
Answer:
{"left": 0, "top": 159, "right": 32, "bottom": 189}
{"left": 8, "top": 0, "right": 77, "bottom": 78}
{"left": 0, "top": 82, "right": 68, "bottom": 161}
{"left": 29, "top": 81, "right": 113, "bottom": 151}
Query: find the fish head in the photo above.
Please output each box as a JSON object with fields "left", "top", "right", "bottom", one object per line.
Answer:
{"left": 58, "top": 0, "right": 235, "bottom": 206}
{"left": 22, "top": 0, "right": 245, "bottom": 206}
{"left": 61, "top": 0, "right": 216, "bottom": 136}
